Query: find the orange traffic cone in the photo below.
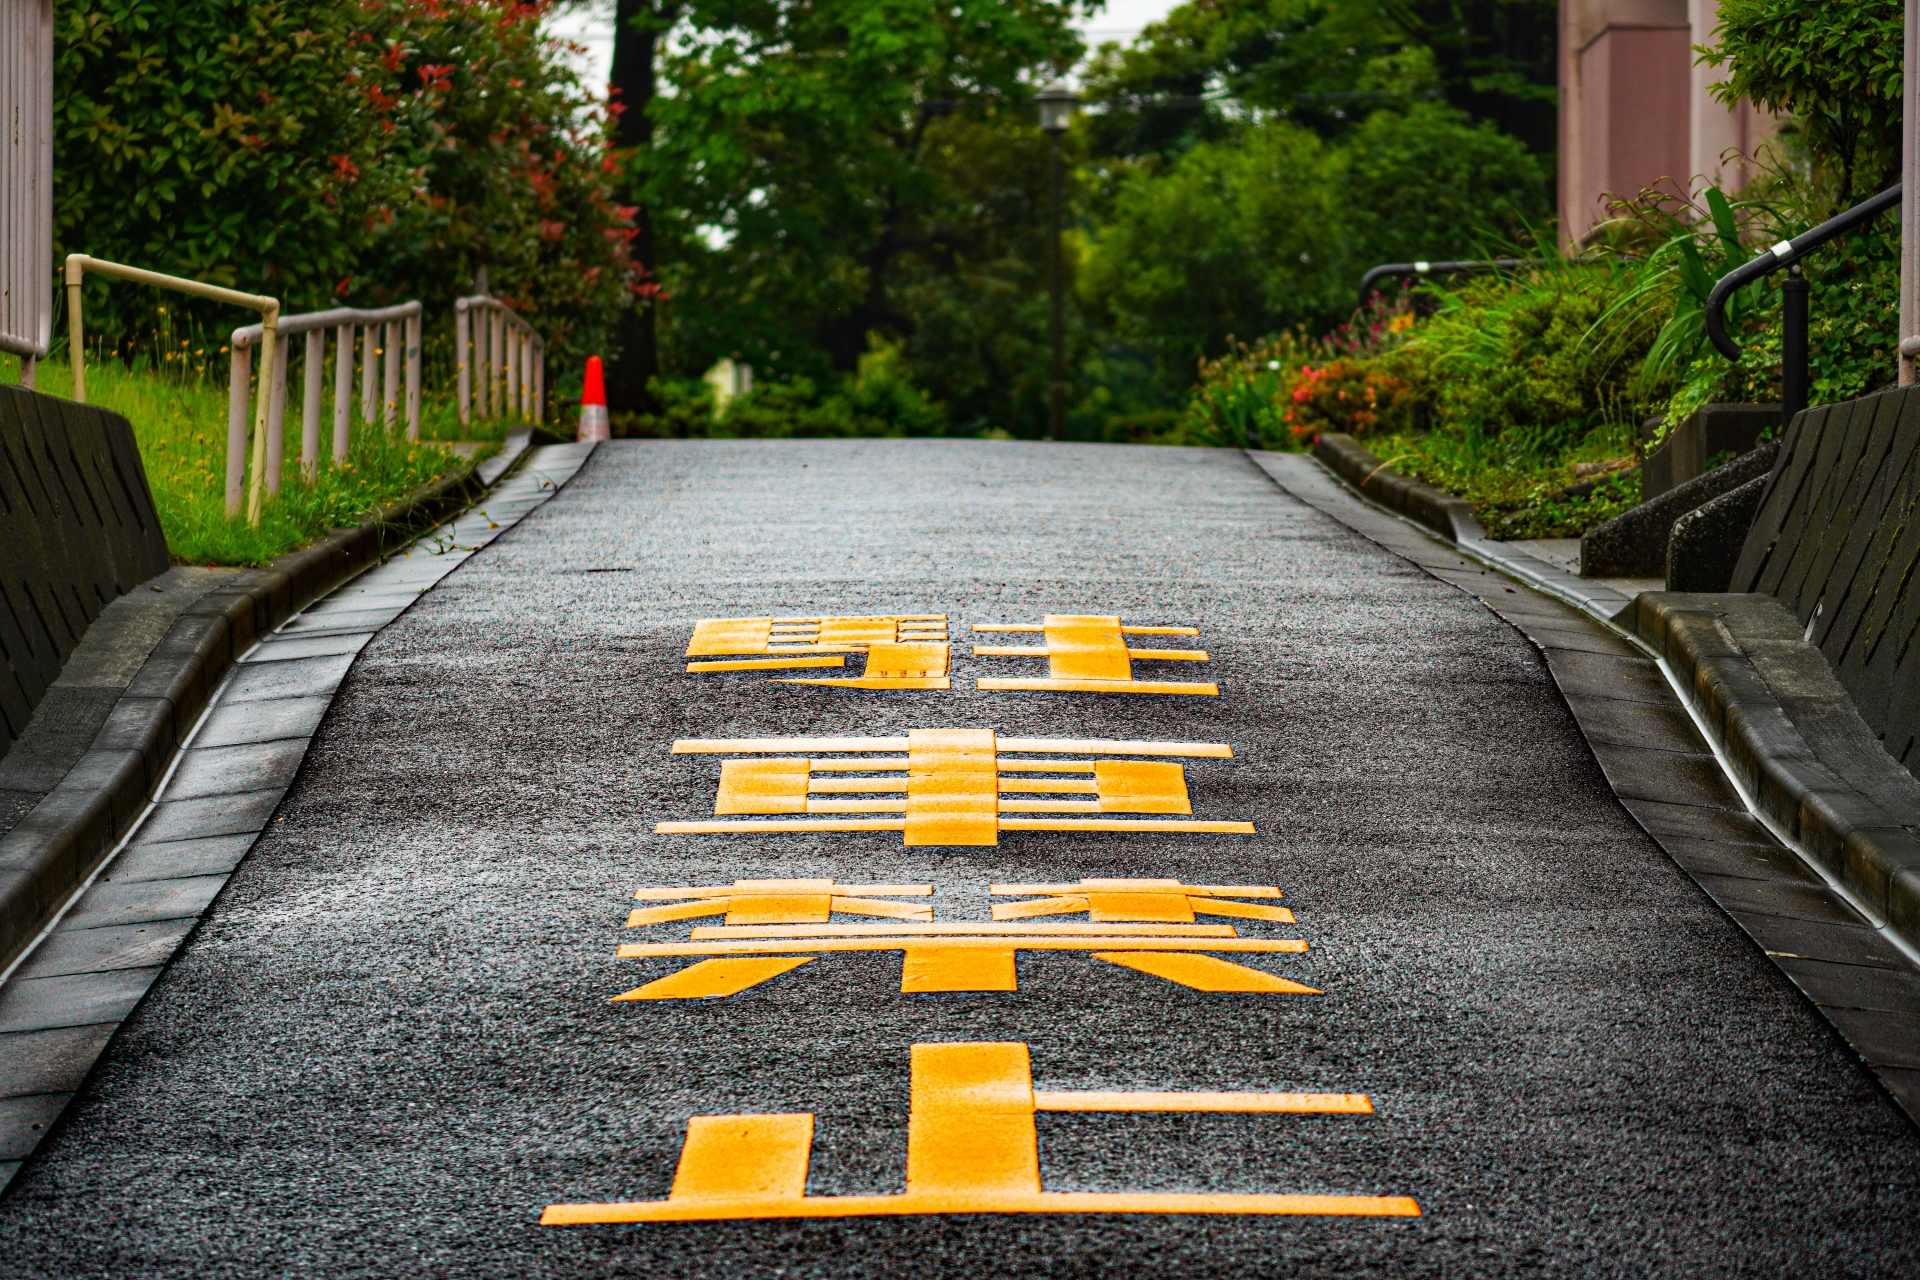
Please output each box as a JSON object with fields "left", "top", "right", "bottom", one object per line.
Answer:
{"left": 578, "top": 356, "right": 611, "bottom": 442}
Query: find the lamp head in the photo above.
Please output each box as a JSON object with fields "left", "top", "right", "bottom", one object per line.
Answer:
{"left": 1036, "top": 81, "right": 1078, "bottom": 133}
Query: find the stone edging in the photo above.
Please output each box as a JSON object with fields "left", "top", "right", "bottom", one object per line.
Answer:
{"left": 1293, "top": 441, "right": 1920, "bottom": 962}
{"left": 1252, "top": 447, "right": 1920, "bottom": 1120}
{"left": 1310, "top": 432, "right": 1485, "bottom": 543}
{"left": 1626, "top": 592, "right": 1920, "bottom": 952}
{"left": 0, "top": 433, "right": 531, "bottom": 971}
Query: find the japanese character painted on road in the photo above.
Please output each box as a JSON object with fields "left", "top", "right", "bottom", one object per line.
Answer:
{"left": 971, "top": 614, "right": 1217, "bottom": 695}
{"left": 654, "top": 728, "right": 1255, "bottom": 847}
{"left": 608, "top": 875, "right": 1315, "bottom": 1000}
{"left": 542, "top": 1041, "right": 1417, "bottom": 1223}
{"left": 684, "top": 614, "right": 951, "bottom": 689}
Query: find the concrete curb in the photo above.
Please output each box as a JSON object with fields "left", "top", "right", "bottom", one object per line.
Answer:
{"left": 1250, "top": 447, "right": 1920, "bottom": 1123}
{"left": 0, "top": 438, "right": 589, "bottom": 1197}
{"left": 1311, "top": 432, "right": 1485, "bottom": 542}
{"left": 1300, "top": 441, "right": 1920, "bottom": 964}
{"left": 0, "top": 432, "right": 531, "bottom": 972}
{"left": 1625, "top": 592, "right": 1920, "bottom": 953}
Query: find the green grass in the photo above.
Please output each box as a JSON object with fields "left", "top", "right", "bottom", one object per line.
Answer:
{"left": 3, "top": 351, "right": 496, "bottom": 565}
{"left": 1364, "top": 429, "right": 1642, "bottom": 540}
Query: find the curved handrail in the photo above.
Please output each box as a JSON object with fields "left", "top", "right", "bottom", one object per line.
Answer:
{"left": 1356, "top": 258, "right": 1537, "bottom": 311}
{"left": 231, "top": 301, "right": 421, "bottom": 348}
{"left": 1705, "top": 183, "right": 1902, "bottom": 360}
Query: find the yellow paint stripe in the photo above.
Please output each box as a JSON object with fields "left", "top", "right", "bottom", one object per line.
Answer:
{"left": 689, "top": 923, "right": 1239, "bottom": 939}
{"left": 542, "top": 1191, "right": 1420, "bottom": 1223}
{"left": 1124, "top": 649, "right": 1209, "bottom": 662}
{"left": 1094, "top": 951, "right": 1321, "bottom": 994}
{"left": 810, "top": 778, "right": 909, "bottom": 793}
{"left": 609, "top": 956, "right": 813, "bottom": 1001}
{"left": 810, "top": 757, "right": 910, "bottom": 771}
{"left": 998, "top": 779, "right": 1097, "bottom": 794}
{"left": 673, "top": 736, "right": 1233, "bottom": 757}
{"left": 633, "top": 883, "right": 932, "bottom": 900}
{"left": 627, "top": 900, "right": 729, "bottom": 927}
{"left": 996, "top": 738, "right": 1232, "bottom": 757}
{"left": 996, "top": 761, "right": 1096, "bottom": 773}
{"left": 1191, "top": 899, "right": 1296, "bottom": 923}
{"left": 687, "top": 656, "right": 846, "bottom": 672}
{"left": 999, "top": 799, "right": 1100, "bottom": 813}
{"left": 978, "top": 678, "right": 1220, "bottom": 696}
{"left": 656, "top": 819, "right": 909, "bottom": 834}
{"left": 673, "top": 738, "right": 910, "bottom": 754}
{"left": 997, "top": 818, "right": 1254, "bottom": 834}
{"left": 829, "top": 897, "right": 933, "bottom": 921}
{"left": 773, "top": 677, "right": 953, "bottom": 689}
{"left": 1120, "top": 626, "right": 1201, "bottom": 636}
{"left": 1034, "top": 1092, "right": 1370, "bottom": 1114}
{"left": 657, "top": 817, "right": 1250, "bottom": 836}
{"left": 989, "top": 883, "right": 1279, "bottom": 898}
{"left": 805, "top": 798, "right": 908, "bottom": 813}
{"left": 617, "top": 937, "right": 1305, "bottom": 958}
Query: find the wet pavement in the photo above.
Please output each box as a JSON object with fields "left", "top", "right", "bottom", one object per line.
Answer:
{"left": 2, "top": 438, "right": 1917, "bottom": 1278}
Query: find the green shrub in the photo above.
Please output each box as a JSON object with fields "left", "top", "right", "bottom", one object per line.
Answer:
{"left": 1702, "top": 0, "right": 1902, "bottom": 206}
{"left": 618, "top": 341, "right": 948, "bottom": 439}
{"left": 1080, "top": 102, "right": 1547, "bottom": 396}
{"left": 54, "top": 0, "right": 635, "bottom": 379}
{"left": 1380, "top": 256, "right": 1659, "bottom": 459}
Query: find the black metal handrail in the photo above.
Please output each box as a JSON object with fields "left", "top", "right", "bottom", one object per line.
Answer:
{"left": 1705, "top": 182, "right": 1902, "bottom": 422}
{"left": 1356, "top": 259, "right": 1538, "bottom": 312}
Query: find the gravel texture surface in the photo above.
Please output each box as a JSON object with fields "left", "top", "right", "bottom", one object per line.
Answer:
{"left": 3, "top": 438, "right": 1917, "bottom": 1278}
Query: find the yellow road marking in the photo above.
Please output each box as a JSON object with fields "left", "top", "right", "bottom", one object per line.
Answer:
{"left": 617, "top": 936, "right": 1305, "bottom": 958}
{"left": 1034, "top": 1091, "right": 1369, "bottom": 1113}
{"left": 970, "top": 614, "right": 1218, "bottom": 696}
{"left": 1093, "top": 952, "right": 1322, "bottom": 994}
{"left": 688, "top": 923, "right": 1240, "bottom": 938}
{"left": 610, "top": 956, "right": 814, "bottom": 1001}
{"left": 541, "top": 1042, "right": 1415, "bottom": 1224}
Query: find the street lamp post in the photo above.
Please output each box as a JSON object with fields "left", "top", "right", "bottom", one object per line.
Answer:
{"left": 1037, "top": 81, "right": 1077, "bottom": 439}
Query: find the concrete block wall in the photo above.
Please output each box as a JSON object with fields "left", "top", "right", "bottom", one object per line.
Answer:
{"left": 0, "top": 387, "right": 171, "bottom": 763}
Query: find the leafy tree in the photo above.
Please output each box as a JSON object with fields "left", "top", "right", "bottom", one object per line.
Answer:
{"left": 888, "top": 110, "right": 1080, "bottom": 436}
{"left": 353, "top": 0, "right": 638, "bottom": 368}
{"left": 642, "top": 0, "right": 1085, "bottom": 382}
{"left": 1701, "top": 0, "right": 1903, "bottom": 208}
{"left": 1080, "top": 0, "right": 1556, "bottom": 163}
{"left": 1082, "top": 121, "right": 1330, "bottom": 383}
{"left": 1080, "top": 102, "right": 1545, "bottom": 387}
{"left": 54, "top": 0, "right": 633, "bottom": 371}
{"left": 603, "top": 0, "right": 679, "bottom": 409}
{"left": 54, "top": 0, "right": 386, "bottom": 338}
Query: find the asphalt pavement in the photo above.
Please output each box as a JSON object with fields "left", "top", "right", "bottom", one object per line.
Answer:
{"left": 2, "top": 438, "right": 1918, "bottom": 1278}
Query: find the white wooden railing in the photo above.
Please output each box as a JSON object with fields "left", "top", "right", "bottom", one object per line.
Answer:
{"left": 455, "top": 294, "right": 545, "bottom": 427}
{"left": 230, "top": 303, "right": 422, "bottom": 512}
{"left": 65, "top": 255, "right": 282, "bottom": 523}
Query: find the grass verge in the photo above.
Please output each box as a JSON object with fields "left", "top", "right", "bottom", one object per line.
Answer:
{"left": 1361, "top": 430, "right": 1642, "bottom": 540}
{"left": 3, "top": 353, "right": 487, "bottom": 565}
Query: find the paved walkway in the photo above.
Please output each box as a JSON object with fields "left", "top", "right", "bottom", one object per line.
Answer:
{"left": 2, "top": 439, "right": 1917, "bottom": 1277}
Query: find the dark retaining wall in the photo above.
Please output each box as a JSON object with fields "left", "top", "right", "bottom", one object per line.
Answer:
{"left": 1732, "top": 385, "right": 1920, "bottom": 776}
{"left": 1641, "top": 402, "right": 1779, "bottom": 500}
{"left": 0, "top": 388, "right": 171, "bottom": 763}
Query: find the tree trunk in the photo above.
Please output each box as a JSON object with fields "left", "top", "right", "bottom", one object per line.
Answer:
{"left": 608, "top": 0, "right": 664, "bottom": 413}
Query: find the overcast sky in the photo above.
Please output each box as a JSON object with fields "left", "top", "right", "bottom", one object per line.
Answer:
{"left": 543, "top": 0, "right": 1183, "bottom": 101}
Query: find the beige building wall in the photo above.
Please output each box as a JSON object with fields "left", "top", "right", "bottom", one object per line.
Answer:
{"left": 1689, "top": 0, "right": 1778, "bottom": 191}
{"left": 1559, "top": 0, "right": 1775, "bottom": 244}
